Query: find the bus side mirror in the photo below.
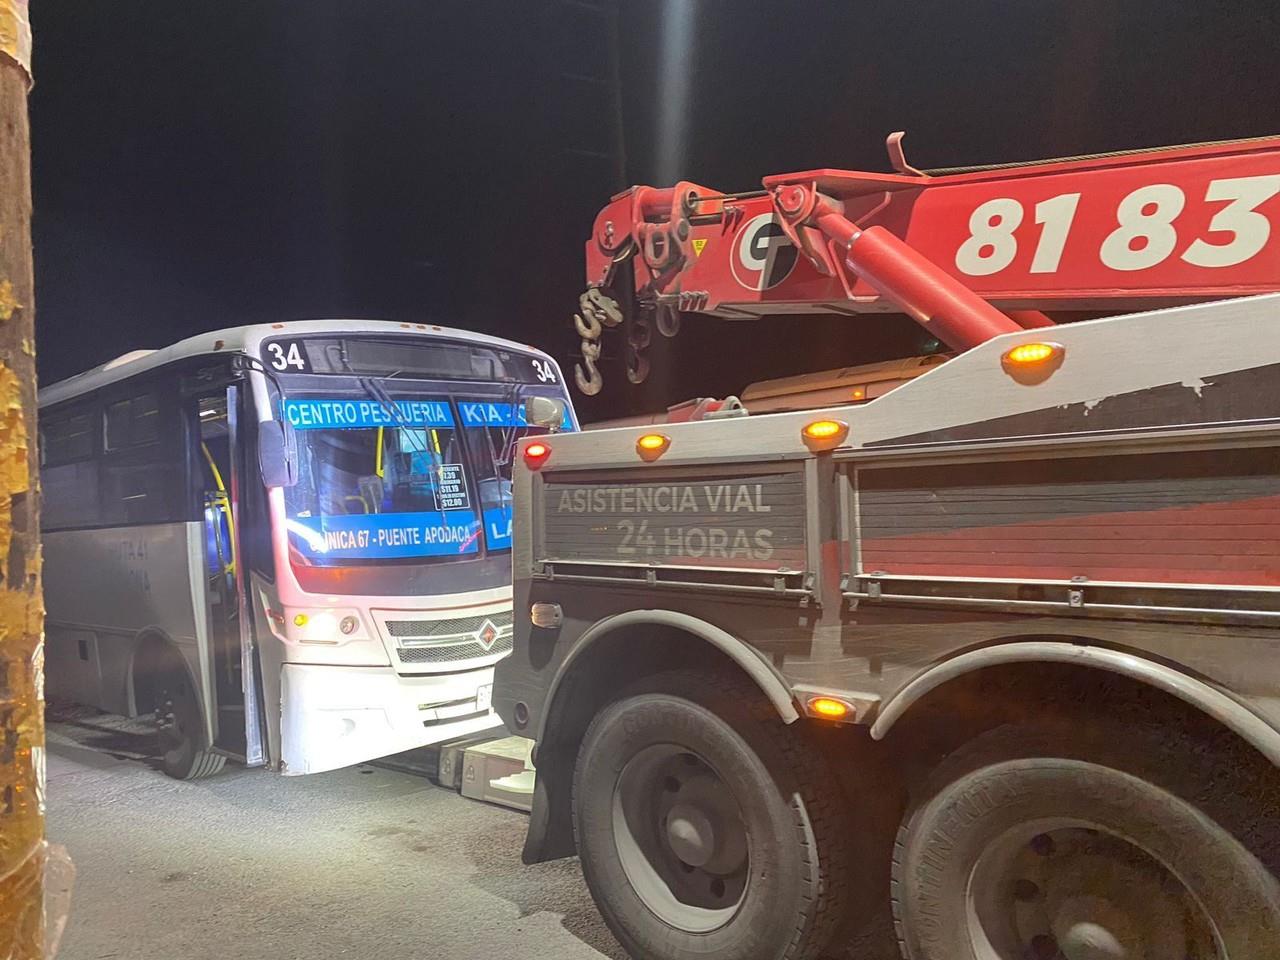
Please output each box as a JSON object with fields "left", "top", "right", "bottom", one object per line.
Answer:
{"left": 524, "top": 396, "right": 566, "bottom": 433}
{"left": 258, "top": 420, "right": 298, "bottom": 488}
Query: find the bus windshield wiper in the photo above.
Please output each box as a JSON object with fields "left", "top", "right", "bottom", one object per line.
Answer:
{"left": 333, "top": 342, "right": 443, "bottom": 471}
{"left": 360, "top": 375, "right": 444, "bottom": 471}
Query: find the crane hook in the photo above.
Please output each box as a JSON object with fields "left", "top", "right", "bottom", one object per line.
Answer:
{"left": 574, "top": 339, "right": 603, "bottom": 396}
{"left": 572, "top": 288, "right": 623, "bottom": 396}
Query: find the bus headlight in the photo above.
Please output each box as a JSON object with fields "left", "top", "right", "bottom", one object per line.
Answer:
{"left": 303, "top": 612, "right": 339, "bottom": 642}
{"left": 289, "top": 610, "right": 362, "bottom": 644}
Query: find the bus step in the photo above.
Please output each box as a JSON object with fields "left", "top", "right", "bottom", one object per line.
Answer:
{"left": 459, "top": 736, "right": 535, "bottom": 812}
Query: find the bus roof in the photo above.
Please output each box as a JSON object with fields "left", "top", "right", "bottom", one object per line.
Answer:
{"left": 39, "top": 318, "right": 558, "bottom": 408}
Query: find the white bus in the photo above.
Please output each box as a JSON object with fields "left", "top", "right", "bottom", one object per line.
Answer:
{"left": 40, "top": 320, "right": 575, "bottom": 778}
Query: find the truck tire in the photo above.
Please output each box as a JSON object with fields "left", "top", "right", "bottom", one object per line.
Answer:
{"left": 572, "top": 669, "right": 851, "bottom": 960}
{"left": 155, "top": 660, "right": 226, "bottom": 781}
{"left": 892, "top": 720, "right": 1280, "bottom": 960}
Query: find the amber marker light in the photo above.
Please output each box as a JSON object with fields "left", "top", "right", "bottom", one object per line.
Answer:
{"left": 636, "top": 432, "right": 671, "bottom": 462}
{"left": 530, "top": 602, "right": 563, "bottom": 628}
{"left": 808, "top": 696, "right": 852, "bottom": 720}
{"left": 801, "top": 418, "right": 849, "bottom": 452}
{"left": 523, "top": 441, "right": 551, "bottom": 469}
{"left": 1001, "top": 340, "right": 1065, "bottom": 385}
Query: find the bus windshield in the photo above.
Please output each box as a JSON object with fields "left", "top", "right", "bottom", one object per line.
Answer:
{"left": 267, "top": 334, "right": 572, "bottom": 594}
{"left": 283, "top": 392, "right": 570, "bottom": 563}
{"left": 283, "top": 394, "right": 483, "bottom": 565}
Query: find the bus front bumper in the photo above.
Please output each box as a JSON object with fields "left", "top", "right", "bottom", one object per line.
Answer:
{"left": 279, "top": 661, "right": 503, "bottom": 776}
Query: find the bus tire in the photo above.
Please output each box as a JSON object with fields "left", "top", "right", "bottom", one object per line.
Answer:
{"left": 892, "top": 720, "right": 1280, "bottom": 960}
{"left": 155, "top": 659, "right": 225, "bottom": 781}
{"left": 572, "top": 669, "right": 850, "bottom": 960}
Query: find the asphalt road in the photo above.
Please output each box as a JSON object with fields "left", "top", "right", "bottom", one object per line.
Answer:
{"left": 45, "top": 711, "right": 626, "bottom": 960}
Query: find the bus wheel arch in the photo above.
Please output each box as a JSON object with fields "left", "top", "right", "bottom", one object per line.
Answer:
{"left": 871, "top": 638, "right": 1280, "bottom": 770}
{"left": 128, "top": 629, "right": 225, "bottom": 780}
{"left": 128, "top": 629, "right": 186, "bottom": 717}
{"left": 522, "top": 610, "right": 798, "bottom": 865}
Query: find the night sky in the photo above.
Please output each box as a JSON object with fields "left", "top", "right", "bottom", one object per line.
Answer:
{"left": 28, "top": 0, "right": 1280, "bottom": 421}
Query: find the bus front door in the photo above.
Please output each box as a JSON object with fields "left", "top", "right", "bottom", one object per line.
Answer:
{"left": 191, "top": 381, "right": 268, "bottom": 766}
{"left": 225, "top": 383, "right": 269, "bottom": 766}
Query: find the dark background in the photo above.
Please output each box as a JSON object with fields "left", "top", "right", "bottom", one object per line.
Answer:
{"left": 29, "top": 1, "right": 1280, "bottom": 421}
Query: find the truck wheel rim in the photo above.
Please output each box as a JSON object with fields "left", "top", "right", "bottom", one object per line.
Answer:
{"left": 612, "top": 744, "right": 749, "bottom": 933}
{"left": 965, "top": 819, "right": 1221, "bottom": 959}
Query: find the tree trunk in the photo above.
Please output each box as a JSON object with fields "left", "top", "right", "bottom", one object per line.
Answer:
{"left": 0, "top": 2, "right": 44, "bottom": 957}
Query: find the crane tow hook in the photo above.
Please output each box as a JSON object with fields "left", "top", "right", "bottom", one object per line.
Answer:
{"left": 573, "top": 287, "right": 624, "bottom": 396}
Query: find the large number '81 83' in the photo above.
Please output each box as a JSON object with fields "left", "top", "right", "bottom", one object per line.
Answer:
{"left": 954, "top": 175, "right": 1280, "bottom": 276}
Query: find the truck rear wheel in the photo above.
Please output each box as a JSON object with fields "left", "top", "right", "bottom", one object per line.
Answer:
{"left": 572, "top": 670, "right": 850, "bottom": 960}
{"left": 892, "top": 721, "right": 1280, "bottom": 960}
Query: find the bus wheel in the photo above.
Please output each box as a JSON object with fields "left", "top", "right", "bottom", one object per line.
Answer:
{"left": 155, "top": 661, "right": 225, "bottom": 780}
{"left": 893, "top": 721, "right": 1280, "bottom": 960}
{"left": 572, "top": 670, "right": 850, "bottom": 960}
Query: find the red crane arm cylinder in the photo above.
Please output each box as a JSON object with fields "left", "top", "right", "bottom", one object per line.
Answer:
{"left": 813, "top": 209, "right": 1024, "bottom": 351}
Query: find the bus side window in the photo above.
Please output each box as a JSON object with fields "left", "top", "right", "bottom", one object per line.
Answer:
{"left": 41, "top": 406, "right": 101, "bottom": 531}
{"left": 104, "top": 394, "right": 161, "bottom": 450}
{"left": 100, "top": 388, "right": 184, "bottom": 526}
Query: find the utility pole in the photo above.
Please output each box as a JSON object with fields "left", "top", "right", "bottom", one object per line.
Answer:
{"left": 0, "top": 2, "right": 47, "bottom": 958}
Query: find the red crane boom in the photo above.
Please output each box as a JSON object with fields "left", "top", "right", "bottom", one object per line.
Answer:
{"left": 574, "top": 134, "right": 1280, "bottom": 395}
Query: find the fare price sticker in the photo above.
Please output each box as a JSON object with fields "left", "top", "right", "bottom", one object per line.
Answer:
{"left": 435, "top": 463, "right": 470, "bottom": 511}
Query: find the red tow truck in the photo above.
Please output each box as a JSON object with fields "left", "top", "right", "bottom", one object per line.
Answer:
{"left": 496, "top": 135, "right": 1280, "bottom": 960}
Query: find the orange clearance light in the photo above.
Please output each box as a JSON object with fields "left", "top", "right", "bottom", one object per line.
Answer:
{"left": 808, "top": 697, "right": 851, "bottom": 720}
{"left": 636, "top": 432, "right": 671, "bottom": 462}
{"left": 523, "top": 441, "right": 551, "bottom": 469}
{"left": 1001, "top": 340, "right": 1065, "bottom": 384}
{"left": 801, "top": 418, "right": 849, "bottom": 452}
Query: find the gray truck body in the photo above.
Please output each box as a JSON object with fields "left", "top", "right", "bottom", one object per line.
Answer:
{"left": 495, "top": 294, "right": 1280, "bottom": 860}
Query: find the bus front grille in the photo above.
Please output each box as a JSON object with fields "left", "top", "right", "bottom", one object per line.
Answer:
{"left": 385, "top": 611, "right": 514, "bottom": 639}
{"left": 395, "top": 634, "right": 514, "bottom": 665}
